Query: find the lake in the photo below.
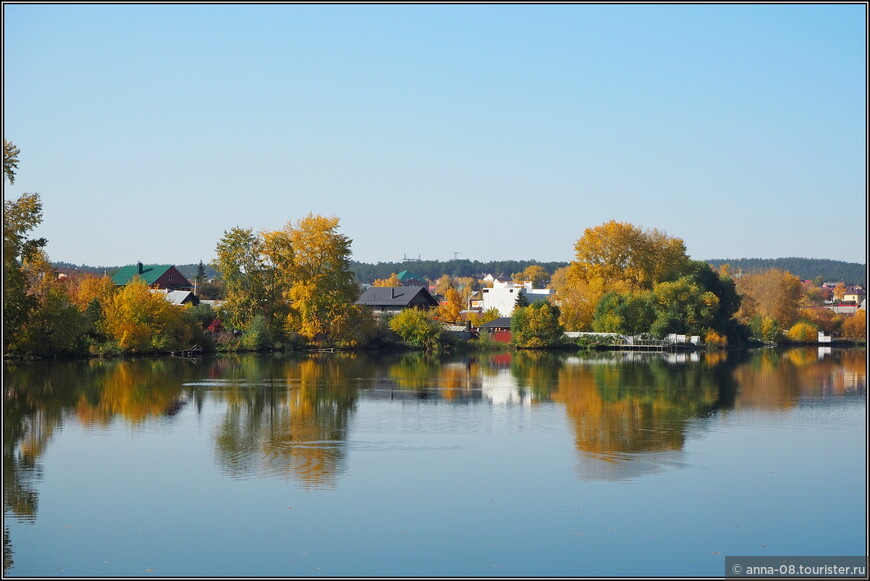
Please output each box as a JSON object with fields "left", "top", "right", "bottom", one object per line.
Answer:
{"left": 3, "top": 347, "right": 866, "bottom": 577}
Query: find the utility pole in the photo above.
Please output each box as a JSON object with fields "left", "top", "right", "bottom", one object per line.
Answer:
{"left": 454, "top": 251, "right": 461, "bottom": 260}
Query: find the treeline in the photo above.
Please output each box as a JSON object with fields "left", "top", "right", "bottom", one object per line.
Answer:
{"left": 349, "top": 259, "right": 569, "bottom": 284}
{"left": 704, "top": 258, "right": 865, "bottom": 285}
{"left": 52, "top": 257, "right": 865, "bottom": 287}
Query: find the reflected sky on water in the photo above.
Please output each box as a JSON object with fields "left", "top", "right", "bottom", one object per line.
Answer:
{"left": 4, "top": 348, "right": 865, "bottom": 577}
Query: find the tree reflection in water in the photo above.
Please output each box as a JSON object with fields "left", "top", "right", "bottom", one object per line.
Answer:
{"left": 2, "top": 348, "right": 865, "bottom": 572}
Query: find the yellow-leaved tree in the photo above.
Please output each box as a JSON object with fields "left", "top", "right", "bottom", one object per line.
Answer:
{"left": 571, "top": 220, "right": 689, "bottom": 291}
{"left": 734, "top": 269, "right": 802, "bottom": 332}
{"left": 438, "top": 286, "right": 463, "bottom": 323}
{"left": 102, "top": 278, "right": 199, "bottom": 353}
{"left": 548, "top": 266, "right": 612, "bottom": 331}
{"left": 275, "top": 213, "right": 369, "bottom": 346}
{"left": 372, "top": 273, "right": 401, "bottom": 287}
{"left": 551, "top": 221, "right": 690, "bottom": 332}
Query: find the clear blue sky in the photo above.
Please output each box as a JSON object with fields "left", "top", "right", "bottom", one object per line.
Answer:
{"left": 3, "top": 3, "right": 866, "bottom": 267}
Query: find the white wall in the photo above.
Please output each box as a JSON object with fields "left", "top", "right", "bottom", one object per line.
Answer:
{"left": 481, "top": 283, "right": 554, "bottom": 316}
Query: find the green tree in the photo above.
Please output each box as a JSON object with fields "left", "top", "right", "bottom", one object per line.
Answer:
{"left": 4, "top": 139, "right": 20, "bottom": 184}
{"left": 13, "top": 251, "right": 89, "bottom": 355}
{"left": 389, "top": 308, "right": 443, "bottom": 352}
{"left": 4, "top": 141, "right": 47, "bottom": 352}
{"left": 214, "top": 226, "right": 289, "bottom": 333}
{"left": 592, "top": 291, "right": 656, "bottom": 335}
{"left": 194, "top": 260, "right": 207, "bottom": 284}
{"left": 649, "top": 276, "right": 719, "bottom": 338}
{"left": 512, "top": 301, "right": 564, "bottom": 348}
{"left": 513, "top": 290, "right": 530, "bottom": 312}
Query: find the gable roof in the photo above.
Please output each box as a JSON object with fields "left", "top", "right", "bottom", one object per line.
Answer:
{"left": 397, "top": 269, "right": 425, "bottom": 282}
{"left": 479, "top": 317, "right": 513, "bottom": 329}
{"left": 112, "top": 264, "right": 175, "bottom": 286}
{"left": 356, "top": 286, "right": 439, "bottom": 307}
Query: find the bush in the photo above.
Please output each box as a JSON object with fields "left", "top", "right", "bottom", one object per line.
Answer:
{"left": 389, "top": 308, "right": 443, "bottom": 352}
{"left": 786, "top": 321, "right": 819, "bottom": 343}
{"left": 241, "top": 315, "right": 275, "bottom": 351}
{"left": 704, "top": 329, "right": 728, "bottom": 349}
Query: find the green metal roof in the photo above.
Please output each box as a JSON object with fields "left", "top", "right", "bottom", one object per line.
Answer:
{"left": 397, "top": 269, "right": 424, "bottom": 282}
{"left": 111, "top": 264, "right": 173, "bottom": 286}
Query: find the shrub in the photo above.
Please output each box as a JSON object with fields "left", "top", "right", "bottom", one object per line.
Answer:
{"left": 786, "top": 321, "right": 819, "bottom": 343}
{"left": 389, "top": 308, "right": 443, "bottom": 352}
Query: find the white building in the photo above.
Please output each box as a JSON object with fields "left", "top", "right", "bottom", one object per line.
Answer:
{"left": 480, "top": 281, "right": 554, "bottom": 317}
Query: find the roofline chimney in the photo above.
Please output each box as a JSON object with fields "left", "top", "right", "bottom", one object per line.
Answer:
{"left": 137, "top": 261, "right": 143, "bottom": 274}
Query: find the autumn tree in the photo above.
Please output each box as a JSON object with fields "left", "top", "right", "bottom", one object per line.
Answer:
{"left": 548, "top": 266, "right": 608, "bottom": 331}
{"left": 735, "top": 269, "right": 802, "bottom": 333}
{"left": 467, "top": 307, "right": 501, "bottom": 327}
{"left": 438, "top": 286, "right": 463, "bottom": 323}
{"left": 12, "top": 251, "right": 89, "bottom": 355}
{"left": 372, "top": 273, "right": 401, "bottom": 287}
{"left": 433, "top": 274, "right": 453, "bottom": 297}
{"left": 512, "top": 264, "right": 549, "bottom": 288}
{"left": 841, "top": 310, "right": 866, "bottom": 341}
{"left": 786, "top": 322, "right": 819, "bottom": 343}
{"left": 571, "top": 220, "right": 689, "bottom": 291}
{"left": 512, "top": 301, "right": 564, "bottom": 348}
{"left": 832, "top": 282, "right": 847, "bottom": 302}
{"left": 102, "top": 278, "right": 202, "bottom": 353}
{"left": 278, "top": 213, "right": 366, "bottom": 346}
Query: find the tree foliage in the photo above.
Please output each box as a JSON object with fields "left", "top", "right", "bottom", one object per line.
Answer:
{"left": 372, "top": 273, "right": 400, "bottom": 287}
{"left": 214, "top": 226, "right": 289, "bottom": 333}
{"left": 389, "top": 308, "right": 443, "bottom": 351}
{"left": 786, "top": 321, "right": 819, "bottom": 343}
{"left": 4, "top": 138, "right": 20, "bottom": 184}
{"left": 3, "top": 142, "right": 48, "bottom": 352}
{"left": 571, "top": 220, "right": 689, "bottom": 291}
{"left": 735, "top": 269, "right": 802, "bottom": 331}
{"left": 101, "top": 278, "right": 202, "bottom": 353}
{"left": 12, "top": 251, "right": 90, "bottom": 355}
{"left": 840, "top": 310, "right": 866, "bottom": 341}
{"left": 278, "top": 213, "right": 363, "bottom": 345}
{"left": 438, "top": 286, "right": 463, "bottom": 323}
{"left": 512, "top": 301, "right": 564, "bottom": 348}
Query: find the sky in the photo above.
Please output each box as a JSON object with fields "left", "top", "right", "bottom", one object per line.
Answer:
{"left": 3, "top": 3, "right": 867, "bottom": 268}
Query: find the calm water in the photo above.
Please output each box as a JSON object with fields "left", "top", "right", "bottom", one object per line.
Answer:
{"left": 3, "top": 348, "right": 866, "bottom": 577}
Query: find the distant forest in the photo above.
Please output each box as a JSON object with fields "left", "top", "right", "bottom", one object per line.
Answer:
{"left": 703, "top": 258, "right": 866, "bottom": 285}
{"left": 52, "top": 257, "right": 866, "bottom": 286}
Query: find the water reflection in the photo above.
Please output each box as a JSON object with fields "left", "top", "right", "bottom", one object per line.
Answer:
{"left": 208, "top": 354, "right": 362, "bottom": 488}
{"left": 3, "top": 349, "right": 865, "bottom": 531}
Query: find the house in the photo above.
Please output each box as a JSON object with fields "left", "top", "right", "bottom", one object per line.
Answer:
{"left": 112, "top": 262, "right": 193, "bottom": 291}
{"left": 355, "top": 286, "right": 439, "bottom": 314}
{"left": 480, "top": 280, "right": 554, "bottom": 317}
{"left": 156, "top": 290, "right": 201, "bottom": 307}
{"left": 843, "top": 286, "right": 866, "bottom": 305}
{"left": 478, "top": 317, "right": 513, "bottom": 343}
{"left": 397, "top": 270, "right": 427, "bottom": 287}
